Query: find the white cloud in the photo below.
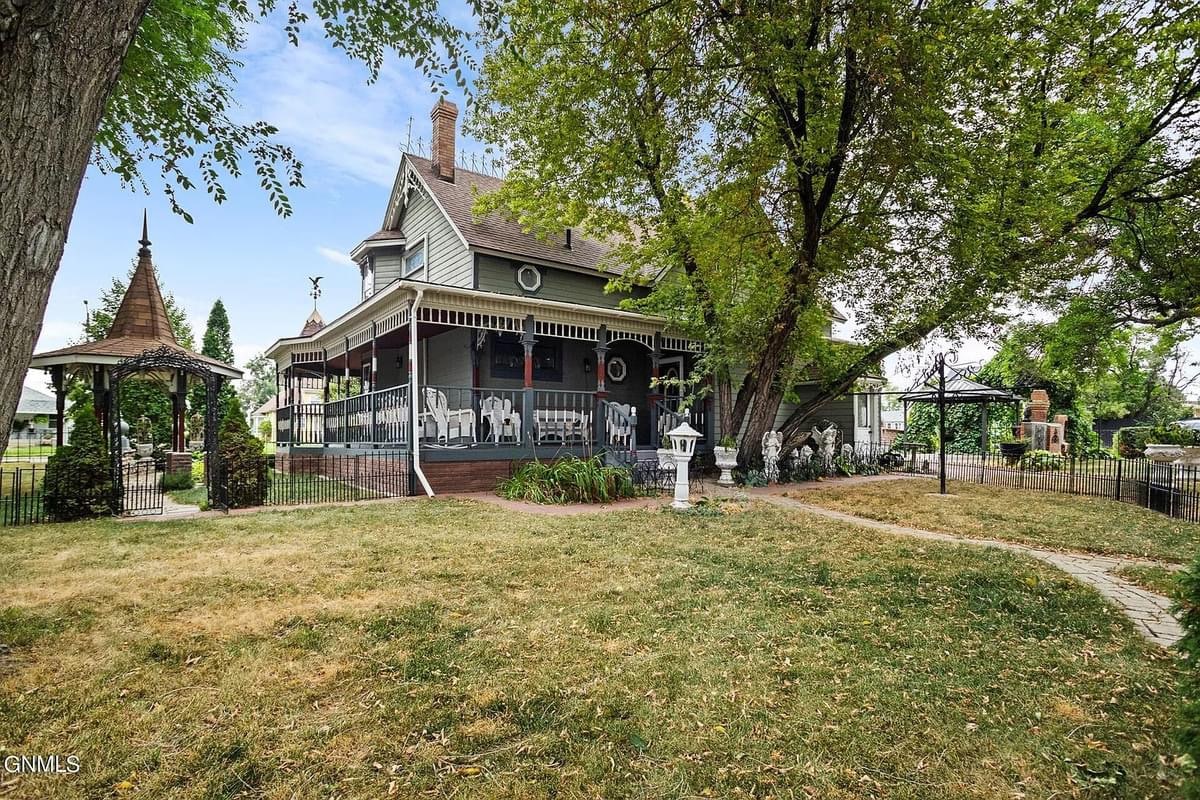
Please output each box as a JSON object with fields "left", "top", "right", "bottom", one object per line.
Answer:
{"left": 316, "top": 246, "right": 356, "bottom": 268}
{"left": 235, "top": 34, "right": 424, "bottom": 188}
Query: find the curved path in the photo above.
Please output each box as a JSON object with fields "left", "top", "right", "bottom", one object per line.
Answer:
{"left": 761, "top": 493, "right": 1184, "bottom": 649}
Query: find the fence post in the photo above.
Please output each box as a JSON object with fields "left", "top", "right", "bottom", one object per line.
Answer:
{"left": 1069, "top": 457, "right": 1076, "bottom": 495}
{"left": 1145, "top": 460, "right": 1152, "bottom": 509}
{"left": 1114, "top": 458, "right": 1122, "bottom": 502}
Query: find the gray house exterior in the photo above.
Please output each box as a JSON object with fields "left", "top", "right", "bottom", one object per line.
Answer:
{"left": 264, "top": 99, "right": 880, "bottom": 494}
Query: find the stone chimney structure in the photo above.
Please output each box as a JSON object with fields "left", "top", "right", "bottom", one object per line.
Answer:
{"left": 430, "top": 98, "right": 458, "bottom": 182}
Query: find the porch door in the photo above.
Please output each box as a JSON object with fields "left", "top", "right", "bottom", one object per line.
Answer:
{"left": 659, "top": 356, "right": 684, "bottom": 406}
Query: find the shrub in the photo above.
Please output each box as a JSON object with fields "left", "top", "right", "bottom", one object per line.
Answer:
{"left": 42, "top": 404, "right": 113, "bottom": 521}
{"left": 1020, "top": 450, "right": 1066, "bottom": 472}
{"left": 1175, "top": 554, "right": 1200, "bottom": 798}
{"left": 161, "top": 470, "right": 194, "bottom": 491}
{"left": 1115, "top": 426, "right": 1154, "bottom": 458}
{"left": 498, "top": 456, "right": 634, "bottom": 504}
{"left": 218, "top": 399, "right": 266, "bottom": 508}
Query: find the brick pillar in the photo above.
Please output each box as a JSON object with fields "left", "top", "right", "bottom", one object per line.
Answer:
{"left": 1029, "top": 389, "right": 1050, "bottom": 422}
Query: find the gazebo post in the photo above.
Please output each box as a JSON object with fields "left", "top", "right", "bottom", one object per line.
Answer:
{"left": 51, "top": 365, "right": 65, "bottom": 448}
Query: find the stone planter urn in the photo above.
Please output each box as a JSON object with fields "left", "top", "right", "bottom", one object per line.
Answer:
{"left": 713, "top": 446, "right": 739, "bottom": 487}
{"left": 1179, "top": 447, "right": 1200, "bottom": 466}
{"left": 1145, "top": 443, "right": 1185, "bottom": 463}
{"left": 135, "top": 442, "right": 154, "bottom": 459}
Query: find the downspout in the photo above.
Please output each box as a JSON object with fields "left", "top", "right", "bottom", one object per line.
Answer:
{"left": 409, "top": 289, "right": 434, "bottom": 496}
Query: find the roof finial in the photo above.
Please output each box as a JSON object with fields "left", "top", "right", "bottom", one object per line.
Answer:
{"left": 138, "top": 209, "right": 151, "bottom": 256}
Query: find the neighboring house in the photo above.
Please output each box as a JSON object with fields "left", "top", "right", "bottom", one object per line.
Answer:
{"left": 880, "top": 408, "right": 906, "bottom": 446}
{"left": 8, "top": 385, "right": 60, "bottom": 445}
{"left": 264, "top": 99, "right": 882, "bottom": 493}
{"left": 250, "top": 397, "right": 277, "bottom": 440}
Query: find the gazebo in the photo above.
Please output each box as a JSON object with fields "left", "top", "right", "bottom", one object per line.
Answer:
{"left": 28, "top": 216, "right": 242, "bottom": 498}
{"left": 899, "top": 354, "right": 1022, "bottom": 493}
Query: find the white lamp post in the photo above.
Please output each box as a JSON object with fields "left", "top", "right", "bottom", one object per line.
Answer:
{"left": 667, "top": 421, "right": 702, "bottom": 510}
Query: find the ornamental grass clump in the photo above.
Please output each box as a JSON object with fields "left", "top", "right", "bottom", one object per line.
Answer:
{"left": 498, "top": 456, "right": 634, "bottom": 504}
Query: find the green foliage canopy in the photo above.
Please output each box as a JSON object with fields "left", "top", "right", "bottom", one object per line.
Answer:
{"left": 471, "top": 0, "right": 1200, "bottom": 454}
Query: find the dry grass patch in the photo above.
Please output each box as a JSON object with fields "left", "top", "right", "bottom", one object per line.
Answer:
{"left": 795, "top": 477, "right": 1200, "bottom": 563}
{"left": 0, "top": 498, "right": 1187, "bottom": 798}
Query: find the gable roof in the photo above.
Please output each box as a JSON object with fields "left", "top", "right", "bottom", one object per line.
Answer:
{"left": 16, "top": 386, "right": 56, "bottom": 416}
{"left": 396, "top": 155, "right": 631, "bottom": 277}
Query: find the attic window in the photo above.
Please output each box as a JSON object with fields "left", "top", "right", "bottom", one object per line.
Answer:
{"left": 515, "top": 264, "right": 542, "bottom": 293}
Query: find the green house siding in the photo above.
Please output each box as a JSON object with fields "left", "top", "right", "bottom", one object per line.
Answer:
{"left": 474, "top": 253, "right": 641, "bottom": 309}
{"left": 398, "top": 188, "right": 473, "bottom": 289}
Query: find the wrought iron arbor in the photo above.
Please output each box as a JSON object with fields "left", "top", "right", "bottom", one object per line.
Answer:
{"left": 106, "top": 346, "right": 229, "bottom": 511}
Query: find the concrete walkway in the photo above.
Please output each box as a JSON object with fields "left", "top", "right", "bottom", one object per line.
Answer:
{"left": 757, "top": 493, "right": 1184, "bottom": 649}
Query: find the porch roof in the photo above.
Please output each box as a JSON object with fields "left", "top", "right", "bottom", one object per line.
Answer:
{"left": 265, "top": 279, "right": 701, "bottom": 363}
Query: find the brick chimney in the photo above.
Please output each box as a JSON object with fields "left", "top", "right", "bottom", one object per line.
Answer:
{"left": 1029, "top": 389, "right": 1050, "bottom": 423}
{"left": 430, "top": 98, "right": 458, "bottom": 182}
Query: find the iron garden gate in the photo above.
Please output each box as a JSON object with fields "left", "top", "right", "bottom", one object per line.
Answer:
{"left": 105, "top": 345, "right": 228, "bottom": 515}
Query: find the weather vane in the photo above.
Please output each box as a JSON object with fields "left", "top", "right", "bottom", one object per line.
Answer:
{"left": 307, "top": 276, "right": 323, "bottom": 309}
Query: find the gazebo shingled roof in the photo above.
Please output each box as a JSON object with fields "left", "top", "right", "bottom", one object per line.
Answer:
{"left": 29, "top": 215, "right": 241, "bottom": 379}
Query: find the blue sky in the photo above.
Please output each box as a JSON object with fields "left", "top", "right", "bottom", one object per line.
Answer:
{"left": 28, "top": 13, "right": 486, "bottom": 388}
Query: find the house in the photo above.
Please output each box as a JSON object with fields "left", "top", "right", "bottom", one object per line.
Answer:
{"left": 8, "top": 385, "right": 60, "bottom": 446}
{"left": 264, "top": 99, "right": 882, "bottom": 494}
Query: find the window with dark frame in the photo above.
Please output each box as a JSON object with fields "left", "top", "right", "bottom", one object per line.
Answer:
{"left": 490, "top": 334, "right": 563, "bottom": 382}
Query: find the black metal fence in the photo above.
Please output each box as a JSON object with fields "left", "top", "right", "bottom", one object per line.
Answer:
{"left": 939, "top": 452, "right": 1200, "bottom": 523}
{"left": 221, "top": 453, "right": 414, "bottom": 509}
{"left": 1, "top": 464, "right": 49, "bottom": 525}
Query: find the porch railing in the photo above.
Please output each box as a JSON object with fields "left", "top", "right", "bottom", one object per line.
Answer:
{"left": 654, "top": 397, "right": 707, "bottom": 447}
{"left": 280, "top": 386, "right": 410, "bottom": 447}
{"left": 277, "top": 383, "right": 696, "bottom": 454}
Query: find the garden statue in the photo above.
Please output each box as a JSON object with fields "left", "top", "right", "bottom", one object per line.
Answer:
{"left": 133, "top": 415, "right": 154, "bottom": 460}
{"left": 761, "top": 430, "right": 783, "bottom": 484}
{"left": 795, "top": 446, "right": 812, "bottom": 465}
{"left": 811, "top": 423, "right": 839, "bottom": 462}
{"left": 841, "top": 443, "right": 854, "bottom": 460}
{"left": 186, "top": 412, "right": 204, "bottom": 451}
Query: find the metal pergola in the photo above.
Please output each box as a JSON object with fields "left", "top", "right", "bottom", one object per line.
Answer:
{"left": 898, "top": 354, "right": 1023, "bottom": 494}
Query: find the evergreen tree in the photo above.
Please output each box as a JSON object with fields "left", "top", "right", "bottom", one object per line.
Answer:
{"left": 200, "top": 300, "right": 234, "bottom": 364}
{"left": 190, "top": 299, "right": 238, "bottom": 424}
{"left": 43, "top": 401, "right": 114, "bottom": 521}
{"left": 217, "top": 396, "right": 265, "bottom": 509}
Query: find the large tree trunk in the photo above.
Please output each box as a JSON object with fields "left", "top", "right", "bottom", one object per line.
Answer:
{"left": 0, "top": 0, "right": 150, "bottom": 455}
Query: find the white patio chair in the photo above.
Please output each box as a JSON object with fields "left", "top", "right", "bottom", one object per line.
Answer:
{"left": 423, "top": 388, "right": 476, "bottom": 445}
{"left": 606, "top": 403, "right": 635, "bottom": 449}
{"left": 480, "top": 395, "right": 521, "bottom": 443}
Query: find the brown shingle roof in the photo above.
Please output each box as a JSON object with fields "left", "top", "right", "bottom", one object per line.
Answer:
{"left": 300, "top": 309, "right": 325, "bottom": 337}
{"left": 29, "top": 218, "right": 242, "bottom": 378}
{"left": 406, "top": 155, "right": 630, "bottom": 277}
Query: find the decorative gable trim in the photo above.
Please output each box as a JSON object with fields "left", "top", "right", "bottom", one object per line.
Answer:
{"left": 383, "top": 155, "right": 470, "bottom": 249}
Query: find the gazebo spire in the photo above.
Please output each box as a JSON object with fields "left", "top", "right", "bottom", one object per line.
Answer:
{"left": 106, "top": 213, "right": 175, "bottom": 343}
{"left": 138, "top": 209, "right": 151, "bottom": 256}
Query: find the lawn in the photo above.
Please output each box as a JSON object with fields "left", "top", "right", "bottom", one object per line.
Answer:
{"left": 0, "top": 499, "right": 1185, "bottom": 798}
{"left": 796, "top": 477, "right": 1200, "bottom": 563}
{"left": 1117, "top": 564, "right": 1184, "bottom": 598}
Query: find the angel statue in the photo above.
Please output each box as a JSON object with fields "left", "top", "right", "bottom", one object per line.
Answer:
{"left": 810, "top": 423, "right": 839, "bottom": 463}
{"left": 762, "top": 430, "right": 784, "bottom": 484}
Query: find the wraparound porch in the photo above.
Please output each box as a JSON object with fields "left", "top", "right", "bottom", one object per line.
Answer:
{"left": 270, "top": 282, "right": 712, "bottom": 456}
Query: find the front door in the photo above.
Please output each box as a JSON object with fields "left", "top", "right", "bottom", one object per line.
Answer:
{"left": 659, "top": 356, "right": 685, "bottom": 404}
